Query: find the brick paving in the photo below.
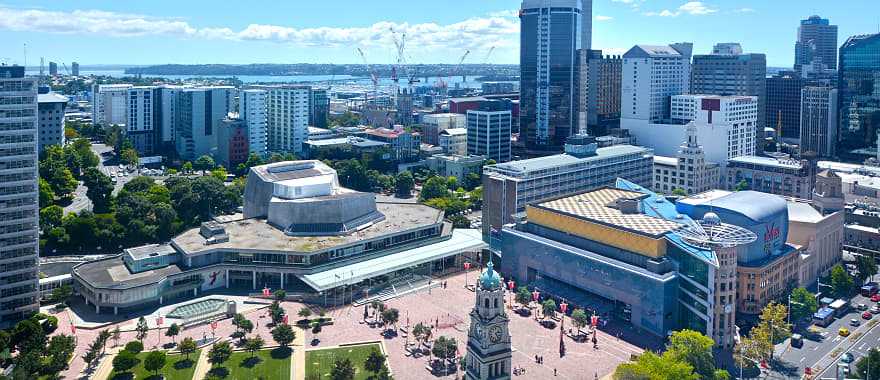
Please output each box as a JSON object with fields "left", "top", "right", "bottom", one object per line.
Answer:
{"left": 48, "top": 269, "right": 655, "bottom": 380}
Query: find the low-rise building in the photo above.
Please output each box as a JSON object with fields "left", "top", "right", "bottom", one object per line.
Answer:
{"left": 439, "top": 128, "right": 467, "bottom": 156}
{"left": 216, "top": 117, "right": 250, "bottom": 169}
{"left": 424, "top": 154, "right": 484, "bottom": 184}
{"left": 725, "top": 155, "right": 813, "bottom": 199}
{"left": 652, "top": 124, "right": 721, "bottom": 195}
{"left": 364, "top": 126, "right": 421, "bottom": 162}
{"left": 421, "top": 113, "right": 466, "bottom": 145}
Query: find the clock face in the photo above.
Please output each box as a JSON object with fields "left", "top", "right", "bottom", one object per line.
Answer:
{"left": 489, "top": 326, "right": 502, "bottom": 343}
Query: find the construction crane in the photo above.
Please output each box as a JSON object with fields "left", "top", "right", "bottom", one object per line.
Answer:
{"left": 356, "top": 47, "right": 379, "bottom": 108}
{"left": 483, "top": 46, "right": 496, "bottom": 64}
{"left": 456, "top": 49, "right": 471, "bottom": 83}
{"left": 61, "top": 62, "right": 70, "bottom": 76}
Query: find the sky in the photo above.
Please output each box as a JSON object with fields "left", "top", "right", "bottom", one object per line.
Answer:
{"left": 0, "top": 0, "right": 875, "bottom": 68}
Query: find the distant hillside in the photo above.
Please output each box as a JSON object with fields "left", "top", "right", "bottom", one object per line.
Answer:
{"left": 126, "top": 63, "right": 519, "bottom": 78}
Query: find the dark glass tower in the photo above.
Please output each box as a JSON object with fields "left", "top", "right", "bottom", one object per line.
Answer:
{"left": 795, "top": 15, "right": 838, "bottom": 72}
{"left": 519, "top": 0, "right": 583, "bottom": 154}
{"left": 838, "top": 33, "right": 880, "bottom": 156}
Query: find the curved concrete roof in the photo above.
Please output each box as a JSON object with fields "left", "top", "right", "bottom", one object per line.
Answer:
{"left": 706, "top": 191, "right": 787, "bottom": 222}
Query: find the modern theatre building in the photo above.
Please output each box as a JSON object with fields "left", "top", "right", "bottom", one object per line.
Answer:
{"left": 72, "top": 161, "right": 486, "bottom": 314}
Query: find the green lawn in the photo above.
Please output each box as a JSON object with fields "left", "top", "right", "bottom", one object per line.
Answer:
{"left": 206, "top": 347, "right": 292, "bottom": 380}
{"left": 305, "top": 343, "right": 383, "bottom": 380}
{"left": 107, "top": 350, "right": 201, "bottom": 380}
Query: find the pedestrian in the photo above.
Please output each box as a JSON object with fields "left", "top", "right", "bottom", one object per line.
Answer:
{"left": 554, "top": 368, "right": 557, "bottom": 376}
{"left": 535, "top": 354, "right": 538, "bottom": 363}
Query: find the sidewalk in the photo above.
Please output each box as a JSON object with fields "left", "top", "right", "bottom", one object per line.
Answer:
{"left": 191, "top": 347, "right": 212, "bottom": 380}
{"left": 293, "top": 326, "right": 306, "bottom": 380}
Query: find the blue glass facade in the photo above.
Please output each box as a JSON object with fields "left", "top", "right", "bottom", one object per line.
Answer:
{"left": 838, "top": 33, "right": 880, "bottom": 153}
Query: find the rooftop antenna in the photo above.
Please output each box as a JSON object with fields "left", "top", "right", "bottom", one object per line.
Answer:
{"left": 23, "top": 43, "right": 26, "bottom": 69}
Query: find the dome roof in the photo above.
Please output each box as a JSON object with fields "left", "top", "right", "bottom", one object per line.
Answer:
{"left": 702, "top": 212, "right": 721, "bottom": 226}
{"left": 479, "top": 261, "right": 502, "bottom": 290}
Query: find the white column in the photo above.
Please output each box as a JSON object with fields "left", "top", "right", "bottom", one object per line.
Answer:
{"left": 280, "top": 273, "right": 285, "bottom": 290}
{"left": 114, "top": 307, "right": 118, "bottom": 315}
{"left": 225, "top": 269, "right": 229, "bottom": 289}
{"left": 95, "top": 305, "right": 100, "bottom": 314}
{"left": 252, "top": 271, "right": 257, "bottom": 290}
{"left": 159, "top": 296, "right": 163, "bottom": 305}
{"left": 193, "top": 288, "right": 197, "bottom": 296}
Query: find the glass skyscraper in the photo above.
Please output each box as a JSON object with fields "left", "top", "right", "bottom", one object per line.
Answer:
{"left": 838, "top": 33, "right": 880, "bottom": 156}
{"left": 519, "top": 0, "right": 585, "bottom": 153}
{"left": 795, "top": 15, "right": 838, "bottom": 72}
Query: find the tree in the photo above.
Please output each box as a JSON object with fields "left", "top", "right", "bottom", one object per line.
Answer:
{"left": 381, "top": 308, "right": 400, "bottom": 332}
{"left": 420, "top": 176, "right": 449, "bottom": 201}
{"left": 112, "top": 350, "right": 139, "bottom": 375}
{"left": 179, "top": 337, "right": 198, "bottom": 360}
{"left": 431, "top": 336, "right": 458, "bottom": 364}
{"left": 734, "top": 180, "right": 749, "bottom": 191}
{"left": 112, "top": 326, "right": 121, "bottom": 347}
{"left": 194, "top": 155, "right": 216, "bottom": 171}
{"left": 830, "top": 264, "right": 855, "bottom": 297}
{"left": 182, "top": 161, "right": 193, "bottom": 173}
{"left": 756, "top": 302, "right": 791, "bottom": 345}
{"left": 120, "top": 148, "right": 139, "bottom": 167}
{"left": 244, "top": 336, "right": 264, "bottom": 359}
{"left": 666, "top": 330, "right": 717, "bottom": 380}
{"left": 40, "top": 205, "right": 64, "bottom": 231}
{"left": 541, "top": 299, "right": 557, "bottom": 320}
{"left": 136, "top": 316, "right": 150, "bottom": 341}
{"left": 331, "top": 358, "right": 356, "bottom": 380}
{"left": 46, "top": 334, "right": 76, "bottom": 373}
{"left": 857, "top": 254, "right": 878, "bottom": 283}
{"left": 39, "top": 178, "right": 56, "bottom": 207}
{"left": 515, "top": 287, "right": 531, "bottom": 310}
{"left": 210, "top": 166, "right": 228, "bottom": 181}
{"left": 271, "top": 324, "right": 296, "bottom": 348}
{"left": 789, "top": 287, "right": 819, "bottom": 323}
{"left": 97, "top": 329, "right": 112, "bottom": 353}
{"left": 165, "top": 323, "right": 180, "bottom": 344}
{"left": 412, "top": 322, "right": 432, "bottom": 347}
{"left": 124, "top": 340, "right": 144, "bottom": 354}
{"left": 364, "top": 349, "right": 387, "bottom": 378}
{"left": 395, "top": 171, "right": 415, "bottom": 197}
{"left": 856, "top": 348, "right": 880, "bottom": 380}
{"left": 571, "top": 309, "right": 588, "bottom": 335}
{"left": 614, "top": 351, "right": 699, "bottom": 380}
{"left": 270, "top": 301, "right": 287, "bottom": 325}
{"left": 298, "top": 307, "right": 313, "bottom": 321}
{"left": 12, "top": 319, "right": 46, "bottom": 353}
{"left": 274, "top": 289, "right": 287, "bottom": 302}
{"left": 143, "top": 350, "right": 167, "bottom": 377}
{"left": 208, "top": 340, "right": 233, "bottom": 367}
{"left": 49, "top": 283, "right": 73, "bottom": 305}
{"left": 672, "top": 188, "right": 688, "bottom": 196}
{"left": 82, "top": 167, "right": 114, "bottom": 213}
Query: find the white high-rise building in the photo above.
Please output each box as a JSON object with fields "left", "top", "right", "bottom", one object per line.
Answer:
{"left": 267, "top": 86, "right": 311, "bottom": 154}
{"left": 240, "top": 89, "right": 268, "bottom": 157}
{"left": 0, "top": 66, "right": 40, "bottom": 327}
{"left": 92, "top": 84, "right": 132, "bottom": 126}
{"left": 800, "top": 86, "right": 838, "bottom": 157}
{"left": 127, "top": 86, "right": 159, "bottom": 154}
{"left": 467, "top": 109, "right": 512, "bottom": 163}
{"left": 622, "top": 43, "right": 692, "bottom": 122}
{"left": 159, "top": 86, "right": 182, "bottom": 145}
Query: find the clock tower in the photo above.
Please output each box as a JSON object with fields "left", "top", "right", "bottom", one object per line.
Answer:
{"left": 464, "top": 260, "right": 512, "bottom": 380}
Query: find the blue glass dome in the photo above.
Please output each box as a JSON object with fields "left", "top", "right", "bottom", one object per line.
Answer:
{"left": 479, "top": 261, "right": 502, "bottom": 290}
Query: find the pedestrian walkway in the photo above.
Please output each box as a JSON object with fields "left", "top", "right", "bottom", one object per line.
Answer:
{"left": 293, "top": 326, "right": 306, "bottom": 380}
{"left": 191, "top": 346, "right": 212, "bottom": 380}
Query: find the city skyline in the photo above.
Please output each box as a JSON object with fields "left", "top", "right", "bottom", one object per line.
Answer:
{"left": 0, "top": 0, "right": 874, "bottom": 68}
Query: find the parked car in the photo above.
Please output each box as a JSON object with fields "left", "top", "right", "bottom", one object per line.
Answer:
{"left": 862, "top": 283, "right": 879, "bottom": 297}
{"left": 858, "top": 303, "right": 869, "bottom": 311}
{"left": 871, "top": 305, "right": 880, "bottom": 314}
{"left": 871, "top": 294, "right": 880, "bottom": 302}
{"left": 790, "top": 333, "right": 803, "bottom": 348}
{"left": 839, "top": 328, "right": 851, "bottom": 337}
{"left": 841, "top": 352, "right": 856, "bottom": 364}
{"left": 850, "top": 318, "right": 861, "bottom": 326}
{"left": 864, "top": 311, "right": 874, "bottom": 319}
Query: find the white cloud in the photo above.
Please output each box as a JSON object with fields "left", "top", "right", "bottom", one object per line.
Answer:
{"left": 0, "top": 6, "right": 519, "bottom": 52}
{"left": 735, "top": 7, "right": 756, "bottom": 13}
{"left": 595, "top": 15, "right": 614, "bottom": 21}
{"left": 611, "top": 0, "right": 644, "bottom": 10}
{"left": 644, "top": 1, "right": 717, "bottom": 17}
{"left": 487, "top": 9, "right": 518, "bottom": 18}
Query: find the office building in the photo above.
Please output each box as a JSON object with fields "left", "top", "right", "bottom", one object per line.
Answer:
{"left": 795, "top": 15, "right": 838, "bottom": 71}
{"left": 501, "top": 179, "right": 751, "bottom": 347}
{"left": 421, "top": 113, "right": 466, "bottom": 145}
{"left": 216, "top": 117, "right": 249, "bottom": 169}
{"left": 363, "top": 127, "right": 421, "bottom": 162}
{"left": 37, "top": 92, "right": 68, "bottom": 154}
{"left": 766, "top": 72, "right": 804, "bottom": 142}
{"left": 626, "top": 95, "right": 757, "bottom": 165}
{"left": 395, "top": 89, "right": 413, "bottom": 126}
{"left": 481, "top": 82, "right": 516, "bottom": 95}
{"left": 240, "top": 89, "right": 268, "bottom": 157}
{"left": 467, "top": 102, "right": 512, "bottom": 163}
{"left": 175, "top": 87, "right": 233, "bottom": 160}
{"left": 725, "top": 155, "right": 813, "bottom": 199}
{"left": 0, "top": 66, "right": 40, "bottom": 327}
{"left": 48, "top": 62, "right": 57, "bottom": 76}
{"left": 584, "top": 50, "right": 622, "bottom": 136}
{"left": 126, "top": 86, "right": 160, "bottom": 155}
{"left": 439, "top": 128, "right": 467, "bottom": 156}
{"left": 310, "top": 88, "right": 330, "bottom": 129}
{"left": 425, "top": 154, "right": 484, "bottom": 184}
{"left": 267, "top": 86, "right": 311, "bottom": 155}
{"left": 838, "top": 33, "right": 880, "bottom": 155}
{"left": 158, "top": 86, "right": 181, "bottom": 148}
{"left": 71, "top": 62, "right": 79, "bottom": 76}
{"left": 653, "top": 124, "right": 721, "bottom": 195}
{"left": 519, "top": 0, "right": 583, "bottom": 152}
{"left": 71, "top": 160, "right": 486, "bottom": 314}
{"left": 482, "top": 137, "right": 653, "bottom": 235}
{"left": 691, "top": 43, "right": 766, "bottom": 143}
{"left": 799, "top": 86, "right": 838, "bottom": 157}
{"left": 622, "top": 43, "right": 693, "bottom": 123}
{"left": 92, "top": 84, "right": 132, "bottom": 126}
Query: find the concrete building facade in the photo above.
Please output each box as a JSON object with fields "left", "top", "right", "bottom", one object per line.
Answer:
{"left": 799, "top": 86, "right": 838, "bottom": 157}
{"left": 37, "top": 93, "right": 68, "bottom": 154}
{"left": 584, "top": 49, "right": 622, "bottom": 136}
{"left": 267, "top": 86, "right": 311, "bottom": 155}
{"left": 92, "top": 84, "right": 132, "bottom": 126}
{"left": 439, "top": 128, "right": 467, "bottom": 156}
{"left": 240, "top": 89, "right": 268, "bottom": 157}
{"left": 175, "top": 87, "right": 233, "bottom": 160}
{"left": 421, "top": 113, "right": 466, "bottom": 145}
{"left": 466, "top": 109, "right": 512, "bottom": 163}
{"left": 795, "top": 15, "right": 838, "bottom": 71}
{"left": 622, "top": 43, "right": 692, "bottom": 122}
{"left": 652, "top": 124, "right": 721, "bottom": 195}
{"left": 725, "top": 155, "right": 813, "bottom": 199}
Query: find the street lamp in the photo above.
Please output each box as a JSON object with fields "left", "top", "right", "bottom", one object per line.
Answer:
{"left": 559, "top": 300, "right": 568, "bottom": 357}
{"left": 531, "top": 289, "right": 541, "bottom": 321}
{"left": 463, "top": 262, "right": 471, "bottom": 290}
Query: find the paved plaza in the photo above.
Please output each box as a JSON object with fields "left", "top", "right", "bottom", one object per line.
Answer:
{"left": 48, "top": 269, "right": 654, "bottom": 380}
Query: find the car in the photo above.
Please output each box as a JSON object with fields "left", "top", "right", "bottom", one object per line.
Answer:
{"left": 839, "top": 328, "right": 851, "bottom": 337}
{"left": 841, "top": 352, "right": 856, "bottom": 364}
{"left": 864, "top": 311, "right": 873, "bottom": 319}
{"left": 871, "top": 294, "right": 880, "bottom": 302}
{"left": 871, "top": 305, "right": 880, "bottom": 314}
{"left": 851, "top": 318, "right": 861, "bottom": 326}
{"left": 858, "top": 303, "right": 869, "bottom": 311}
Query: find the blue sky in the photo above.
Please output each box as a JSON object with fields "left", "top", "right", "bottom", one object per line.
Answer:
{"left": 0, "top": 0, "right": 874, "bottom": 67}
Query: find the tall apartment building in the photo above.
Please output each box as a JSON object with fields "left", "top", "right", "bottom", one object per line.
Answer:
{"left": 795, "top": 15, "right": 838, "bottom": 71}
{"left": 310, "top": 88, "right": 330, "bottom": 129}
{"left": 584, "top": 49, "right": 622, "bottom": 136}
{"left": 267, "top": 86, "right": 311, "bottom": 155}
{"left": 240, "top": 89, "right": 268, "bottom": 157}
{"left": 92, "top": 84, "right": 132, "bottom": 126}
{"left": 175, "top": 87, "right": 233, "bottom": 160}
{"left": 467, "top": 102, "right": 512, "bottom": 163}
{"left": 622, "top": 43, "right": 693, "bottom": 122}
{"left": 691, "top": 43, "right": 766, "bottom": 143}
{"left": 653, "top": 123, "right": 720, "bottom": 195}
{"left": 127, "top": 86, "right": 160, "bottom": 155}
{"left": 482, "top": 137, "right": 653, "bottom": 235}
{"left": 838, "top": 33, "right": 880, "bottom": 155}
{"left": 71, "top": 62, "right": 80, "bottom": 76}
{"left": 159, "top": 86, "right": 182, "bottom": 148}
{"left": 37, "top": 93, "right": 68, "bottom": 154}
{"left": 0, "top": 66, "right": 40, "bottom": 327}
{"left": 48, "top": 62, "right": 57, "bottom": 76}
{"left": 519, "top": 0, "right": 583, "bottom": 152}
{"left": 800, "top": 86, "right": 838, "bottom": 157}
{"left": 766, "top": 71, "right": 804, "bottom": 142}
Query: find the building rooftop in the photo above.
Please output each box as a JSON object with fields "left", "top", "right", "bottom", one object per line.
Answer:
{"left": 440, "top": 128, "right": 467, "bottom": 136}
{"left": 727, "top": 155, "right": 804, "bottom": 170}
{"left": 172, "top": 202, "right": 443, "bottom": 255}
{"left": 653, "top": 155, "right": 678, "bottom": 167}
{"left": 37, "top": 93, "right": 69, "bottom": 104}
{"left": 448, "top": 96, "right": 488, "bottom": 103}
{"left": 73, "top": 256, "right": 183, "bottom": 290}
{"left": 125, "top": 244, "right": 177, "bottom": 261}
{"left": 625, "top": 45, "right": 683, "bottom": 58}
{"left": 486, "top": 145, "right": 651, "bottom": 175}
{"left": 787, "top": 201, "right": 825, "bottom": 223}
